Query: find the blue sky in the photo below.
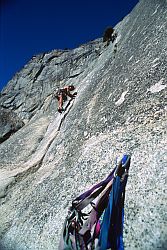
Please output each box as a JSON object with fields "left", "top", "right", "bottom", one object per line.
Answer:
{"left": 0, "top": 0, "right": 139, "bottom": 91}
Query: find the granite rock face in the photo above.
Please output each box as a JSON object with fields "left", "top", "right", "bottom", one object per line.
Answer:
{"left": 0, "top": 0, "right": 167, "bottom": 249}
{"left": 0, "top": 108, "right": 24, "bottom": 144}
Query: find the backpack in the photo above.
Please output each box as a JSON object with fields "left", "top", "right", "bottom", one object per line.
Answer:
{"left": 59, "top": 155, "right": 131, "bottom": 250}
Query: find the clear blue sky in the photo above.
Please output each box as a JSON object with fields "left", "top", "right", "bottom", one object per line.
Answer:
{"left": 0, "top": 0, "right": 139, "bottom": 91}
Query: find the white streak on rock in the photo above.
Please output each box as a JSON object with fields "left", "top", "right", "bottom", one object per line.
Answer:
{"left": 147, "top": 79, "right": 166, "bottom": 93}
{"left": 115, "top": 90, "right": 128, "bottom": 106}
{"left": 128, "top": 56, "right": 133, "bottom": 62}
{"left": 152, "top": 63, "right": 160, "bottom": 68}
{"left": 135, "top": 60, "right": 140, "bottom": 64}
{"left": 152, "top": 58, "right": 159, "bottom": 63}
{"left": 151, "top": 5, "right": 160, "bottom": 16}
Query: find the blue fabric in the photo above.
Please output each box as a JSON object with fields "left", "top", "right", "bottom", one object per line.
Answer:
{"left": 119, "top": 208, "right": 124, "bottom": 250}
{"left": 99, "top": 180, "right": 115, "bottom": 250}
{"left": 122, "top": 154, "right": 128, "bottom": 166}
{"left": 99, "top": 175, "right": 126, "bottom": 250}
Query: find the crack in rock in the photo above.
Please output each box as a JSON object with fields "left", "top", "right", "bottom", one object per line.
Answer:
{"left": 0, "top": 99, "right": 74, "bottom": 197}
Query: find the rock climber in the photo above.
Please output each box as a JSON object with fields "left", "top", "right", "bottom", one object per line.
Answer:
{"left": 103, "top": 27, "right": 117, "bottom": 46}
{"left": 54, "top": 85, "right": 77, "bottom": 113}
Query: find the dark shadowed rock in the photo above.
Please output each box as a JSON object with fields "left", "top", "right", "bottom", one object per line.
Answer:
{"left": 0, "top": 0, "right": 167, "bottom": 249}
{"left": 0, "top": 108, "right": 24, "bottom": 143}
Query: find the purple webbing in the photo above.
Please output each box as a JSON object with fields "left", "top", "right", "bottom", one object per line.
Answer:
{"left": 74, "top": 167, "right": 116, "bottom": 203}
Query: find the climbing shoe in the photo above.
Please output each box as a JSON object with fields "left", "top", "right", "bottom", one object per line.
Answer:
{"left": 57, "top": 108, "right": 64, "bottom": 113}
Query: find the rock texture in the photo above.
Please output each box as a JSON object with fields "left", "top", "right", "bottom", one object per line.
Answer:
{"left": 0, "top": 108, "right": 24, "bottom": 144}
{"left": 0, "top": 0, "right": 167, "bottom": 249}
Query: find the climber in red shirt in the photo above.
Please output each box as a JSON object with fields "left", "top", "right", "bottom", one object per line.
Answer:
{"left": 55, "top": 85, "right": 77, "bottom": 113}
